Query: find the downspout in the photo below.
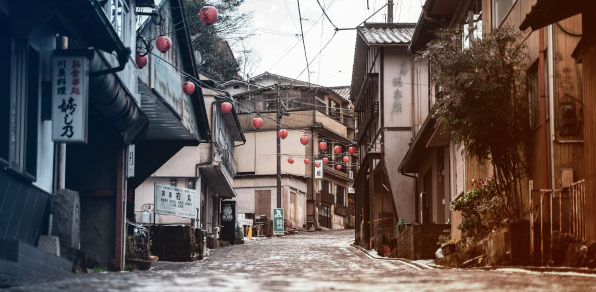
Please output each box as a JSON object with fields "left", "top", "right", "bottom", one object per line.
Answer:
{"left": 539, "top": 28, "right": 550, "bottom": 189}
{"left": 548, "top": 25, "right": 556, "bottom": 190}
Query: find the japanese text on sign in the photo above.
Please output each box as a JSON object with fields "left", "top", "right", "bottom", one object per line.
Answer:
{"left": 52, "top": 55, "right": 88, "bottom": 143}
{"left": 154, "top": 184, "right": 197, "bottom": 219}
{"left": 314, "top": 160, "right": 323, "bottom": 179}
{"left": 273, "top": 208, "right": 284, "bottom": 236}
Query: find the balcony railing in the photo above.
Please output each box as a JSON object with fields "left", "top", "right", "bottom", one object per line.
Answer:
{"left": 334, "top": 205, "right": 349, "bottom": 217}
{"left": 320, "top": 191, "right": 335, "bottom": 205}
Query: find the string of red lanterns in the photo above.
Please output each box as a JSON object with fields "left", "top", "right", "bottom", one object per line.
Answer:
{"left": 200, "top": 6, "right": 218, "bottom": 25}
{"left": 156, "top": 35, "right": 172, "bottom": 52}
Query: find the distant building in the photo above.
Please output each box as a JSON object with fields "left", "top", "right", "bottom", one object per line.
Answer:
{"left": 225, "top": 73, "right": 355, "bottom": 230}
{"left": 350, "top": 23, "right": 429, "bottom": 252}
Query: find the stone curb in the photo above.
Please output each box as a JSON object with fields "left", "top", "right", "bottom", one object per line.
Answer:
{"left": 475, "top": 265, "right": 596, "bottom": 275}
{"left": 349, "top": 244, "right": 436, "bottom": 270}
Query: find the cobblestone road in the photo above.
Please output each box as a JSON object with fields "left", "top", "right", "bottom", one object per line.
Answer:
{"left": 5, "top": 230, "right": 596, "bottom": 291}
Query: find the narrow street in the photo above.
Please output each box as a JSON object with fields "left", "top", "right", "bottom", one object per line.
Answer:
{"left": 4, "top": 230, "right": 596, "bottom": 292}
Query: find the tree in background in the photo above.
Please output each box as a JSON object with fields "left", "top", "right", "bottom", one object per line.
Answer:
{"left": 184, "top": 0, "right": 253, "bottom": 81}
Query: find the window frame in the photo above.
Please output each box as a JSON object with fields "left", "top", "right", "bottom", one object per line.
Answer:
{"left": 4, "top": 38, "right": 40, "bottom": 181}
{"left": 491, "top": 0, "right": 517, "bottom": 29}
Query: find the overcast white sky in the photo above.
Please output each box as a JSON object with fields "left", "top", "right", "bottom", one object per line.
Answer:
{"left": 229, "top": 0, "right": 423, "bottom": 87}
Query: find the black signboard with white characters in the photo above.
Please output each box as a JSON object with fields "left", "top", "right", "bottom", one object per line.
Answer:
{"left": 220, "top": 200, "right": 236, "bottom": 244}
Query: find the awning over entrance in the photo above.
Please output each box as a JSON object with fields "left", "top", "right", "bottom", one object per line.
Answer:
{"left": 199, "top": 165, "right": 237, "bottom": 199}
{"left": 138, "top": 81, "right": 200, "bottom": 143}
{"left": 399, "top": 116, "right": 448, "bottom": 174}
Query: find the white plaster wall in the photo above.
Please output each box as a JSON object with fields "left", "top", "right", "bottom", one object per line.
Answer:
{"left": 33, "top": 119, "right": 54, "bottom": 194}
{"left": 153, "top": 146, "right": 201, "bottom": 177}
{"left": 383, "top": 130, "right": 416, "bottom": 224}
{"left": 134, "top": 177, "right": 192, "bottom": 224}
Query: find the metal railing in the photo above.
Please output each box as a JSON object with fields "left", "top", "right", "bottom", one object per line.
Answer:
{"left": 570, "top": 179, "right": 586, "bottom": 241}
{"left": 529, "top": 179, "right": 586, "bottom": 265}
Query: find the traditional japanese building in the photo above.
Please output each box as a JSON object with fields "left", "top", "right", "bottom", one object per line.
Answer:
{"left": 0, "top": 0, "right": 210, "bottom": 279}
{"left": 350, "top": 22, "right": 431, "bottom": 253}
{"left": 225, "top": 73, "right": 355, "bottom": 230}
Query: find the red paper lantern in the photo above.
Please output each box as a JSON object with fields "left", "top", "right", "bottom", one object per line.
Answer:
{"left": 334, "top": 145, "right": 342, "bottom": 154}
{"left": 300, "top": 135, "right": 309, "bottom": 145}
{"left": 304, "top": 159, "right": 310, "bottom": 164}
{"left": 156, "top": 35, "right": 172, "bottom": 52}
{"left": 135, "top": 54, "right": 147, "bottom": 68}
{"left": 200, "top": 6, "right": 218, "bottom": 25}
{"left": 221, "top": 102, "right": 232, "bottom": 113}
{"left": 182, "top": 81, "right": 195, "bottom": 95}
{"left": 322, "top": 157, "right": 329, "bottom": 164}
{"left": 252, "top": 117, "right": 263, "bottom": 129}
{"left": 287, "top": 157, "right": 294, "bottom": 164}
{"left": 278, "top": 129, "right": 288, "bottom": 139}
{"left": 315, "top": 162, "right": 320, "bottom": 167}
{"left": 348, "top": 146, "right": 356, "bottom": 154}
{"left": 319, "top": 141, "right": 327, "bottom": 151}
{"left": 357, "top": 166, "right": 361, "bottom": 171}
{"left": 336, "top": 164, "right": 342, "bottom": 170}
{"left": 343, "top": 155, "right": 349, "bottom": 163}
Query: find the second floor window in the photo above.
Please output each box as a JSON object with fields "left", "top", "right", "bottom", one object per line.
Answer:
{"left": 105, "top": 0, "right": 128, "bottom": 40}
{"left": 492, "top": 0, "right": 515, "bottom": 28}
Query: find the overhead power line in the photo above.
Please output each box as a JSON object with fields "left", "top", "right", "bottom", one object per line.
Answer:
{"left": 296, "top": 0, "right": 311, "bottom": 85}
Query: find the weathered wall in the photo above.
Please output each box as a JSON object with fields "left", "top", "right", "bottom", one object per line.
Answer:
{"left": 233, "top": 176, "right": 307, "bottom": 229}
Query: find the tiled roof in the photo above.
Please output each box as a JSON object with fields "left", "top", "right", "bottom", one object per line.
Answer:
{"left": 357, "top": 23, "right": 416, "bottom": 45}
{"left": 329, "top": 86, "right": 351, "bottom": 101}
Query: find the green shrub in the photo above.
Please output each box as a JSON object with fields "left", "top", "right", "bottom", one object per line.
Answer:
{"left": 451, "top": 177, "right": 507, "bottom": 241}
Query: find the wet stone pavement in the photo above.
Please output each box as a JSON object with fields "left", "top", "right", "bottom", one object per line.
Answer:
{"left": 4, "top": 230, "right": 596, "bottom": 291}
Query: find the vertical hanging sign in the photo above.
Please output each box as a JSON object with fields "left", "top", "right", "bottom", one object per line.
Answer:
{"left": 51, "top": 54, "right": 88, "bottom": 143}
{"left": 314, "top": 160, "right": 323, "bottom": 179}
{"left": 127, "top": 145, "right": 135, "bottom": 178}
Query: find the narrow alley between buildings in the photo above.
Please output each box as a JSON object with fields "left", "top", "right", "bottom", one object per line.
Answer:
{"left": 5, "top": 230, "right": 596, "bottom": 292}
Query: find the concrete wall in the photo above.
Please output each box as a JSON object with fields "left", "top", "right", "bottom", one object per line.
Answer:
{"left": 235, "top": 130, "right": 307, "bottom": 176}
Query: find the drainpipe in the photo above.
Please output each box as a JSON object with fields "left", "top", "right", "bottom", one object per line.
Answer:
{"left": 539, "top": 28, "right": 550, "bottom": 191}
{"left": 548, "top": 25, "right": 556, "bottom": 190}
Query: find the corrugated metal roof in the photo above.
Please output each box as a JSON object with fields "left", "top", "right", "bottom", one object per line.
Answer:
{"left": 357, "top": 23, "right": 416, "bottom": 45}
{"left": 329, "top": 86, "right": 351, "bottom": 101}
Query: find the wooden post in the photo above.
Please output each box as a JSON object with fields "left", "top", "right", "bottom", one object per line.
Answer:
{"left": 529, "top": 180, "right": 534, "bottom": 264}
{"left": 114, "top": 146, "right": 126, "bottom": 270}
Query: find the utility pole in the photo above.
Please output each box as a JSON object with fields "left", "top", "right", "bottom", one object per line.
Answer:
{"left": 276, "top": 84, "right": 282, "bottom": 208}
{"left": 387, "top": 0, "right": 394, "bottom": 23}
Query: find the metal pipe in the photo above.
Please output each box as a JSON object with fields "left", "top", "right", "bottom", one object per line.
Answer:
{"left": 548, "top": 24, "right": 557, "bottom": 192}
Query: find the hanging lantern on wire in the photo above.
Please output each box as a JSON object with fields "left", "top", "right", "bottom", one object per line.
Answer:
{"left": 156, "top": 35, "right": 172, "bottom": 52}
{"left": 319, "top": 141, "right": 327, "bottom": 151}
{"left": 304, "top": 159, "right": 309, "bottom": 164}
{"left": 287, "top": 157, "right": 294, "bottom": 164}
{"left": 315, "top": 162, "right": 320, "bottom": 167}
{"left": 221, "top": 102, "right": 232, "bottom": 113}
{"left": 334, "top": 145, "right": 342, "bottom": 154}
{"left": 300, "top": 135, "right": 309, "bottom": 145}
{"left": 135, "top": 54, "right": 147, "bottom": 68}
{"left": 357, "top": 166, "right": 360, "bottom": 171}
{"left": 348, "top": 146, "right": 356, "bottom": 154}
{"left": 200, "top": 6, "right": 218, "bottom": 25}
{"left": 336, "top": 164, "right": 342, "bottom": 170}
{"left": 252, "top": 117, "right": 263, "bottom": 129}
{"left": 322, "top": 157, "right": 329, "bottom": 164}
{"left": 343, "top": 155, "right": 349, "bottom": 163}
{"left": 279, "top": 129, "right": 288, "bottom": 139}
{"left": 182, "top": 81, "right": 195, "bottom": 95}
